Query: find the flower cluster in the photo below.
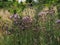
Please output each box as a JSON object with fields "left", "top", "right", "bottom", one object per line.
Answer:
{"left": 38, "top": 11, "right": 47, "bottom": 17}
{"left": 20, "top": 16, "right": 33, "bottom": 30}
{"left": 10, "top": 15, "right": 34, "bottom": 31}
{"left": 22, "top": 16, "right": 32, "bottom": 24}
{"left": 10, "top": 14, "right": 20, "bottom": 25}
{"left": 38, "top": 7, "right": 55, "bottom": 17}
{"left": 10, "top": 14, "right": 20, "bottom": 20}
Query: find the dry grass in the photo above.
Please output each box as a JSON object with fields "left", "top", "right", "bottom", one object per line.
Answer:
{"left": 0, "top": 9, "right": 12, "bottom": 35}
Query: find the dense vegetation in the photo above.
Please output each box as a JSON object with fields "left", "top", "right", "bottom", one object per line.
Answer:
{"left": 0, "top": 0, "right": 60, "bottom": 45}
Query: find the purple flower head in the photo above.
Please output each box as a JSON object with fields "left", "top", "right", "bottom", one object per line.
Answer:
{"left": 10, "top": 15, "right": 13, "bottom": 19}
{"left": 10, "top": 14, "right": 20, "bottom": 20}
{"left": 48, "top": 10, "right": 55, "bottom": 15}
{"left": 13, "top": 14, "right": 20, "bottom": 19}
{"left": 38, "top": 11, "right": 46, "bottom": 17}
{"left": 56, "top": 20, "right": 60, "bottom": 23}
{"left": 14, "top": 14, "right": 18, "bottom": 18}
{"left": 22, "top": 16, "right": 32, "bottom": 23}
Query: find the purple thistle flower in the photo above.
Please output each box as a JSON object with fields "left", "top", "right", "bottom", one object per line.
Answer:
{"left": 38, "top": 11, "right": 47, "bottom": 17}
{"left": 13, "top": 14, "right": 20, "bottom": 19}
{"left": 14, "top": 14, "right": 18, "bottom": 18}
{"left": 56, "top": 20, "right": 60, "bottom": 23}
{"left": 22, "top": 16, "right": 32, "bottom": 23}
{"left": 10, "top": 14, "right": 20, "bottom": 19}
{"left": 10, "top": 15, "right": 13, "bottom": 19}
{"left": 48, "top": 10, "right": 55, "bottom": 15}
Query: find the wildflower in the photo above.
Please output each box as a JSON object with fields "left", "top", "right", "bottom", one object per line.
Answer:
{"left": 38, "top": 11, "right": 46, "bottom": 17}
{"left": 48, "top": 10, "right": 55, "bottom": 15}
{"left": 10, "top": 15, "right": 13, "bottom": 19}
{"left": 14, "top": 14, "right": 18, "bottom": 18}
{"left": 10, "top": 14, "right": 20, "bottom": 19}
{"left": 10, "top": 14, "right": 20, "bottom": 22}
{"left": 14, "top": 14, "right": 20, "bottom": 19}
{"left": 20, "top": 16, "right": 33, "bottom": 30}
{"left": 22, "top": 16, "right": 32, "bottom": 24}
{"left": 56, "top": 20, "right": 60, "bottom": 23}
